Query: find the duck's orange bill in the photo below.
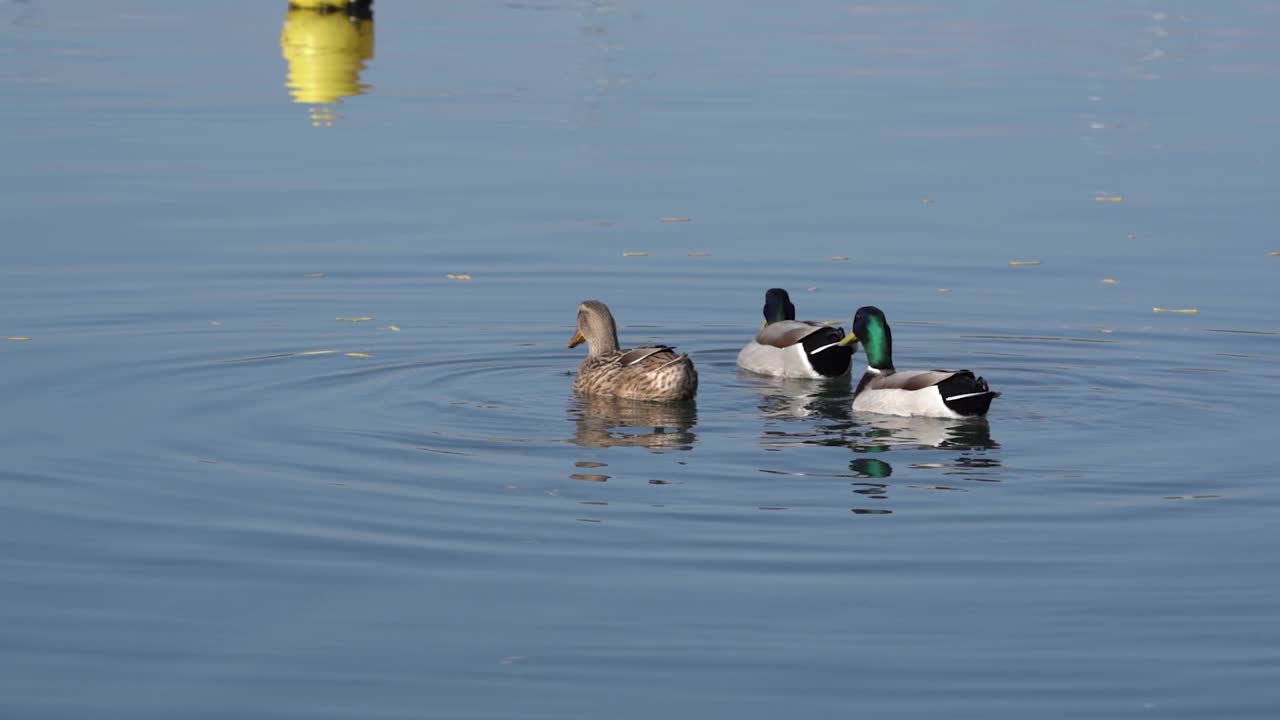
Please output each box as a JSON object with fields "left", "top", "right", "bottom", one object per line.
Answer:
{"left": 568, "top": 330, "right": 586, "bottom": 348}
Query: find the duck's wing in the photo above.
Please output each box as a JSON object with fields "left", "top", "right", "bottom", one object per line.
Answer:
{"left": 611, "top": 345, "right": 698, "bottom": 401}
{"left": 868, "top": 369, "right": 960, "bottom": 391}
{"left": 755, "top": 320, "right": 840, "bottom": 349}
{"left": 616, "top": 345, "right": 678, "bottom": 367}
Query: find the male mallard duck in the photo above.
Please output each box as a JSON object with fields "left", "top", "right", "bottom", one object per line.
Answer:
{"left": 836, "top": 306, "right": 999, "bottom": 418}
{"left": 737, "top": 288, "right": 854, "bottom": 379}
{"left": 568, "top": 300, "right": 698, "bottom": 401}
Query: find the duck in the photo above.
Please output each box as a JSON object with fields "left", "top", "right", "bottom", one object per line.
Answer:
{"left": 737, "top": 288, "right": 854, "bottom": 379}
{"left": 835, "top": 306, "right": 999, "bottom": 418}
{"left": 568, "top": 300, "right": 698, "bottom": 401}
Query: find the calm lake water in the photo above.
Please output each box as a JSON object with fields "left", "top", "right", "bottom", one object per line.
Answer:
{"left": 3, "top": 1, "right": 1279, "bottom": 717}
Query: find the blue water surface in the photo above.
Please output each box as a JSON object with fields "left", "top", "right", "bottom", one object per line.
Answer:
{"left": 2, "top": 1, "right": 1279, "bottom": 718}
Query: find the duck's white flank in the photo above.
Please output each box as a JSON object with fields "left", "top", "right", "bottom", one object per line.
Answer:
{"left": 737, "top": 341, "right": 823, "bottom": 379}
{"left": 852, "top": 386, "right": 959, "bottom": 418}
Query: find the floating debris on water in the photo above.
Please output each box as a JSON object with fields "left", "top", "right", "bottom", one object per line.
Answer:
{"left": 383, "top": 325, "right": 400, "bottom": 332}
{"left": 446, "top": 274, "right": 472, "bottom": 281}
{"left": 222, "top": 349, "right": 338, "bottom": 363}
{"left": 418, "top": 446, "right": 470, "bottom": 456}
{"left": 1009, "top": 260, "right": 1041, "bottom": 266}
{"left": 1164, "top": 495, "right": 1221, "bottom": 500}
{"left": 831, "top": 255, "right": 849, "bottom": 261}
{"left": 575, "top": 461, "right": 607, "bottom": 468}
{"left": 758, "top": 506, "right": 788, "bottom": 511}
{"left": 336, "top": 316, "right": 374, "bottom": 322}
{"left": 1153, "top": 307, "right": 1199, "bottom": 314}
{"left": 6, "top": 336, "right": 32, "bottom": 342}
{"left": 344, "top": 352, "right": 374, "bottom": 359}
{"left": 1127, "top": 233, "right": 1138, "bottom": 240}
{"left": 806, "top": 287, "right": 818, "bottom": 292}
{"left": 303, "top": 272, "right": 325, "bottom": 278}
{"left": 851, "top": 508, "right": 893, "bottom": 515}
{"left": 660, "top": 217, "right": 691, "bottom": 223}
{"left": 1095, "top": 194, "right": 1124, "bottom": 202}
{"left": 920, "top": 196, "right": 934, "bottom": 204}
{"left": 1102, "top": 278, "right": 1118, "bottom": 284}
{"left": 570, "top": 473, "right": 609, "bottom": 482}
{"left": 1205, "top": 328, "right": 1280, "bottom": 336}
{"left": 687, "top": 251, "right": 712, "bottom": 257}
{"left": 937, "top": 288, "right": 952, "bottom": 293}
{"left": 1269, "top": 251, "right": 1280, "bottom": 257}
{"left": 622, "top": 251, "right": 648, "bottom": 257}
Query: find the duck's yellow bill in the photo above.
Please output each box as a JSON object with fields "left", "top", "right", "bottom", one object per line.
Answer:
{"left": 836, "top": 331, "right": 859, "bottom": 347}
{"left": 568, "top": 330, "right": 586, "bottom": 348}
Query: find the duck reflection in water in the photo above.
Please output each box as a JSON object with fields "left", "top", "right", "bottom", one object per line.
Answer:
{"left": 744, "top": 370, "right": 854, "bottom": 421}
{"left": 569, "top": 395, "right": 697, "bottom": 450}
{"left": 848, "top": 417, "right": 1001, "bottom": 502}
{"left": 848, "top": 457, "right": 894, "bottom": 506}
{"left": 745, "top": 370, "right": 858, "bottom": 450}
{"left": 853, "top": 414, "right": 999, "bottom": 453}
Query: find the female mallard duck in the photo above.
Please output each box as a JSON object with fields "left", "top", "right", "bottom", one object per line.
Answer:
{"left": 568, "top": 300, "right": 698, "bottom": 401}
{"left": 836, "top": 306, "right": 999, "bottom": 418}
{"left": 737, "top": 288, "right": 854, "bottom": 379}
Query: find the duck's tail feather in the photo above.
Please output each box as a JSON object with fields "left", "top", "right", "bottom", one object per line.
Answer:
{"left": 800, "top": 326, "right": 854, "bottom": 377}
{"left": 938, "top": 372, "right": 999, "bottom": 416}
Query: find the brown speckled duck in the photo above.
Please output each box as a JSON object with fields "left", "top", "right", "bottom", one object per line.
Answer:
{"left": 568, "top": 300, "right": 698, "bottom": 401}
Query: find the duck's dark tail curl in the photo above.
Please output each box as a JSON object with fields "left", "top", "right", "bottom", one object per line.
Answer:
{"left": 938, "top": 372, "right": 1000, "bottom": 416}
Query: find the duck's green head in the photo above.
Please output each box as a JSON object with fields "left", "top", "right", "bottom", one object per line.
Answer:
{"left": 837, "top": 305, "right": 893, "bottom": 370}
{"left": 762, "top": 288, "right": 796, "bottom": 326}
